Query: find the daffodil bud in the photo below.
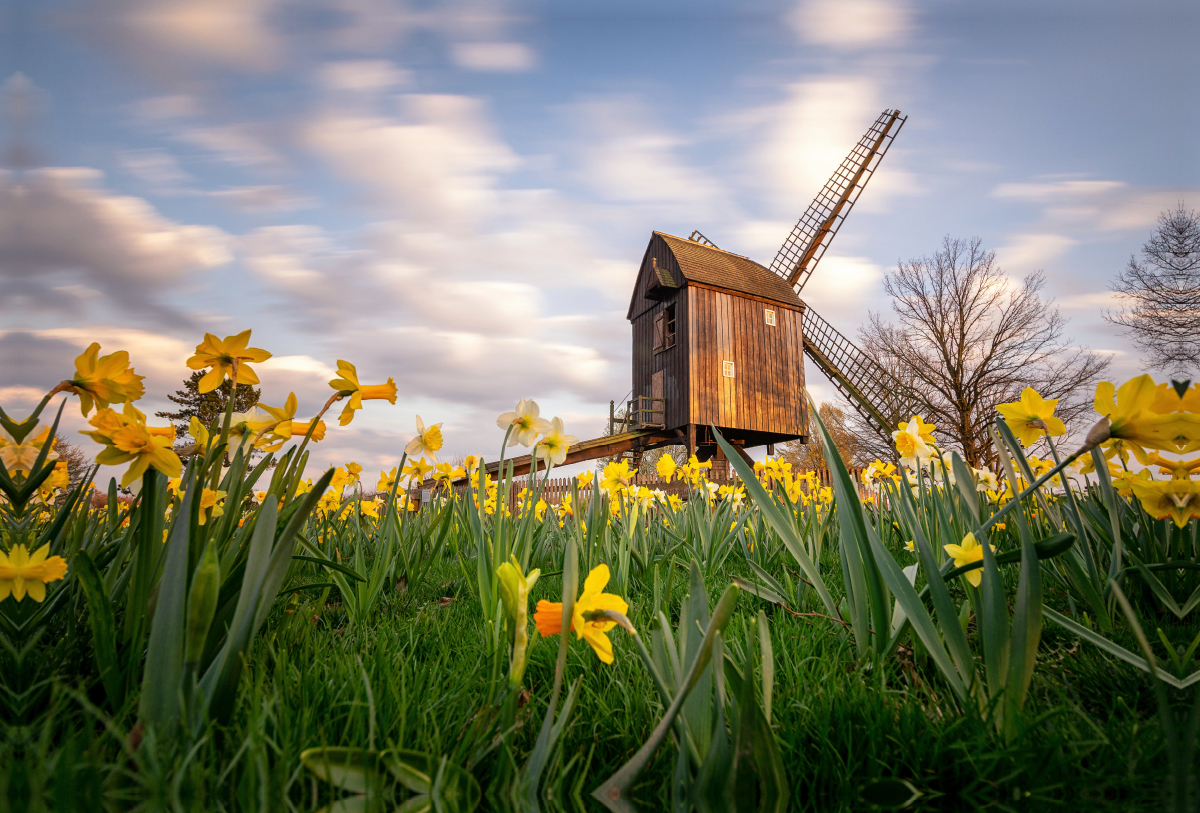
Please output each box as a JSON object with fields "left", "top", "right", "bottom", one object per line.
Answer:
{"left": 185, "top": 540, "right": 221, "bottom": 666}
{"left": 1082, "top": 416, "right": 1112, "bottom": 453}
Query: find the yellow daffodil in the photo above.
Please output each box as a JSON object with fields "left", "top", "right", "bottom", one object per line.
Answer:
{"left": 892, "top": 419, "right": 932, "bottom": 469}
{"left": 996, "top": 387, "right": 1066, "bottom": 447}
{"left": 402, "top": 457, "right": 434, "bottom": 483}
{"left": 377, "top": 467, "right": 399, "bottom": 492}
{"left": 0, "top": 427, "right": 58, "bottom": 474}
{"left": 666, "top": 494, "right": 684, "bottom": 511}
{"left": 601, "top": 460, "right": 635, "bottom": 494}
{"left": 576, "top": 470, "right": 595, "bottom": 489}
{"left": 558, "top": 492, "right": 575, "bottom": 518}
{"left": 39, "top": 461, "right": 70, "bottom": 495}
{"left": 1093, "top": 375, "right": 1188, "bottom": 455}
{"left": 328, "top": 360, "right": 398, "bottom": 426}
{"left": 187, "top": 330, "right": 272, "bottom": 394}
{"left": 463, "top": 455, "right": 480, "bottom": 476}
{"left": 496, "top": 399, "right": 543, "bottom": 447}
{"left": 534, "top": 417, "right": 578, "bottom": 467}
{"left": 432, "top": 461, "right": 464, "bottom": 491}
{"left": 226, "top": 407, "right": 275, "bottom": 458}
{"left": 903, "top": 540, "right": 916, "bottom": 553}
{"left": 1129, "top": 479, "right": 1200, "bottom": 529}
{"left": 83, "top": 408, "right": 182, "bottom": 487}
{"left": 198, "top": 488, "right": 226, "bottom": 525}
{"left": 65, "top": 343, "right": 145, "bottom": 416}
{"left": 0, "top": 543, "right": 68, "bottom": 602}
{"left": 404, "top": 415, "right": 443, "bottom": 461}
{"left": 656, "top": 454, "right": 677, "bottom": 481}
{"left": 534, "top": 563, "right": 629, "bottom": 664}
{"left": 358, "top": 499, "right": 381, "bottom": 519}
{"left": 898, "top": 415, "right": 937, "bottom": 443}
{"left": 497, "top": 556, "right": 541, "bottom": 686}
{"left": 944, "top": 532, "right": 996, "bottom": 588}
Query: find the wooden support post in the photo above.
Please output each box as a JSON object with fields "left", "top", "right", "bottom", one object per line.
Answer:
{"left": 687, "top": 424, "right": 696, "bottom": 461}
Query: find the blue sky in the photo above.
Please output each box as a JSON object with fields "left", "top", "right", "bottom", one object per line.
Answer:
{"left": 2, "top": 0, "right": 1197, "bottom": 474}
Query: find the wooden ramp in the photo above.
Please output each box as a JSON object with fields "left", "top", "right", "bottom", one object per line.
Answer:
{"left": 478, "top": 427, "right": 678, "bottom": 479}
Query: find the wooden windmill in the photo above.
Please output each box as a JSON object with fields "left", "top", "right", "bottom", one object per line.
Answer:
{"left": 486, "top": 109, "right": 912, "bottom": 479}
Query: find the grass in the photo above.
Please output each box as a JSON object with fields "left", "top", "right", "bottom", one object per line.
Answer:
{"left": 4, "top": 547, "right": 1168, "bottom": 812}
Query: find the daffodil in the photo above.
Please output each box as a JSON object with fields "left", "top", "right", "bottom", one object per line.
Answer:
{"left": 497, "top": 556, "right": 541, "bottom": 686}
{"left": 198, "top": 488, "right": 226, "bottom": 525}
{"left": 973, "top": 466, "right": 1000, "bottom": 493}
{"left": 1129, "top": 479, "right": 1200, "bottom": 529}
{"left": 943, "top": 532, "right": 996, "bottom": 588}
{"left": 496, "top": 399, "right": 543, "bottom": 447}
{"left": 402, "top": 457, "right": 434, "bottom": 483}
{"left": 600, "top": 461, "right": 635, "bottom": 494}
{"left": 82, "top": 408, "right": 182, "bottom": 487}
{"left": 358, "top": 499, "right": 381, "bottom": 520}
{"left": 1092, "top": 375, "right": 1187, "bottom": 455}
{"left": 898, "top": 415, "right": 937, "bottom": 443}
{"left": 0, "top": 427, "right": 58, "bottom": 474}
{"left": 432, "top": 461, "right": 464, "bottom": 491}
{"left": 892, "top": 419, "right": 932, "bottom": 469}
{"left": 186, "top": 330, "right": 272, "bottom": 394}
{"left": 378, "top": 467, "right": 399, "bottom": 493}
{"left": 65, "top": 343, "right": 145, "bottom": 416}
{"left": 227, "top": 407, "right": 275, "bottom": 459}
{"left": 0, "top": 543, "right": 68, "bottom": 602}
{"left": 576, "top": 470, "right": 595, "bottom": 489}
{"left": 656, "top": 454, "right": 677, "bottom": 481}
{"left": 996, "top": 387, "right": 1066, "bottom": 447}
{"left": 404, "top": 415, "right": 443, "bottom": 461}
{"left": 534, "top": 417, "right": 578, "bottom": 467}
{"left": 328, "top": 360, "right": 398, "bottom": 426}
{"left": 534, "top": 563, "right": 629, "bottom": 664}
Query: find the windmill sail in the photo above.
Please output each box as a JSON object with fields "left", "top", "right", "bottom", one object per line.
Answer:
{"left": 769, "top": 109, "right": 905, "bottom": 294}
{"left": 762, "top": 109, "right": 915, "bottom": 440}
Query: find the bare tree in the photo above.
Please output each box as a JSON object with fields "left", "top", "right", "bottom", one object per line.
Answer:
{"left": 781, "top": 402, "right": 874, "bottom": 471}
{"left": 858, "top": 236, "right": 1110, "bottom": 467}
{"left": 1104, "top": 203, "right": 1200, "bottom": 377}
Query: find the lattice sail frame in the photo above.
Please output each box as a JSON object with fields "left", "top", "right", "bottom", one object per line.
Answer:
{"left": 763, "top": 109, "right": 917, "bottom": 441}
{"left": 769, "top": 109, "right": 905, "bottom": 293}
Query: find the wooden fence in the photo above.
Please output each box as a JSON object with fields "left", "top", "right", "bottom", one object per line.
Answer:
{"left": 408, "top": 465, "right": 870, "bottom": 508}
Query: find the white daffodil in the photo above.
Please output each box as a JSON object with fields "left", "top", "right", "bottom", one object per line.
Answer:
{"left": 533, "top": 417, "right": 578, "bottom": 467}
{"left": 496, "top": 399, "right": 543, "bottom": 447}
{"left": 892, "top": 421, "right": 931, "bottom": 469}
{"left": 973, "top": 466, "right": 999, "bottom": 493}
{"left": 404, "top": 415, "right": 443, "bottom": 460}
{"left": 228, "top": 408, "right": 275, "bottom": 459}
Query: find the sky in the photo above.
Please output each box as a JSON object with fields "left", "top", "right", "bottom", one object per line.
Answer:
{"left": 2, "top": 0, "right": 1197, "bottom": 478}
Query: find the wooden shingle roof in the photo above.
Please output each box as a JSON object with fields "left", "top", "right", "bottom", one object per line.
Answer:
{"left": 655, "top": 232, "right": 803, "bottom": 308}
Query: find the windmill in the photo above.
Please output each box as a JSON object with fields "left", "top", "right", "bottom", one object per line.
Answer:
{"left": 483, "top": 109, "right": 913, "bottom": 479}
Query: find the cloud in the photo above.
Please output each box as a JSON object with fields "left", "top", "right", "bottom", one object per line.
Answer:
{"left": 175, "top": 124, "right": 282, "bottom": 169}
{"left": 451, "top": 42, "right": 536, "bottom": 72}
{"left": 0, "top": 169, "right": 232, "bottom": 323}
{"left": 208, "top": 185, "right": 315, "bottom": 212}
{"left": 991, "top": 180, "right": 1127, "bottom": 201}
{"left": 788, "top": 0, "right": 913, "bottom": 50}
{"left": 994, "top": 233, "right": 1078, "bottom": 273}
{"left": 567, "top": 98, "right": 722, "bottom": 209}
{"left": 306, "top": 94, "right": 519, "bottom": 228}
{"left": 991, "top": 176, "right": 1198, "bottom": 233}
{"left": 745, "top": 78, "right": 918, "bottom": 216}
{"left": 318, "top": 60, "right": 411, "bottom": 93}
{"left": 119, "top": 148, "right": 194, "bottom": 191}
{"left": 68, "top": 0, "right": 285, "bottom": 75}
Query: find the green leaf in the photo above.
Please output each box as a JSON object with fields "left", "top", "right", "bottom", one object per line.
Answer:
{"left": 138, "top": 473, "right": 196, "bottom": 725}
{"left": 74, "top": 551, "right": 124, "bottom": 709}
{"left": 301, "top": 747, "right": 384, "bottom": 794}
{"left": 592, "top": 583, "right": 740, "bottom": 813}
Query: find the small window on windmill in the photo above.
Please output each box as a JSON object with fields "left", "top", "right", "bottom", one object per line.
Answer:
{"left": 653, "top": 305, "right": 676, "bottom": 353}
{"left": 722, "top": 360, "right": 735, "bottom": 378}
{"left": 764, "top": 308, "right": 776, "bottom": 327}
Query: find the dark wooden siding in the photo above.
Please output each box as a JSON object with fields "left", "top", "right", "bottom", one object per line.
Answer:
{"left": 687, "top": 286, "right": 805, "bottom": 436}
{"left": 631, "top": 293, "right": 689, "bottom": 430}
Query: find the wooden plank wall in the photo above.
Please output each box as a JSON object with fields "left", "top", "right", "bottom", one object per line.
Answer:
{"left": 630, "top": 235, "right": 689, "bottom": 430}
{"left": 688, "top": 286, "right": 805, "bottom": 435}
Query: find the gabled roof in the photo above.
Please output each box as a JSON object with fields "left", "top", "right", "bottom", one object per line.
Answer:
{"left": 654, "top": 232, "right": 804, "bottom": 307}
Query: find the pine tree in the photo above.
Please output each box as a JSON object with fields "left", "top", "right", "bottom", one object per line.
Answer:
{"left": 156, "top": 371, "right": 260, "bottom": 442}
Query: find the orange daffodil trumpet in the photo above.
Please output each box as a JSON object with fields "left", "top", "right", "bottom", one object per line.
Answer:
{"left": 328, "top": 360, "right": 397, "bottom": 426}
{"left": 535, "top": 563, "right": 629, "bottom": 664}
{"left": 259, "top": 393, "right": 327, "bottom": 452}
{"left": 996, "top": 387, "right": 1066, "bottom": 447}
{"left": 0, "top": 544, "right": 68, "bottom": 603}
{"left": 187, "top": 330, "right": 272, "bottom": 394}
